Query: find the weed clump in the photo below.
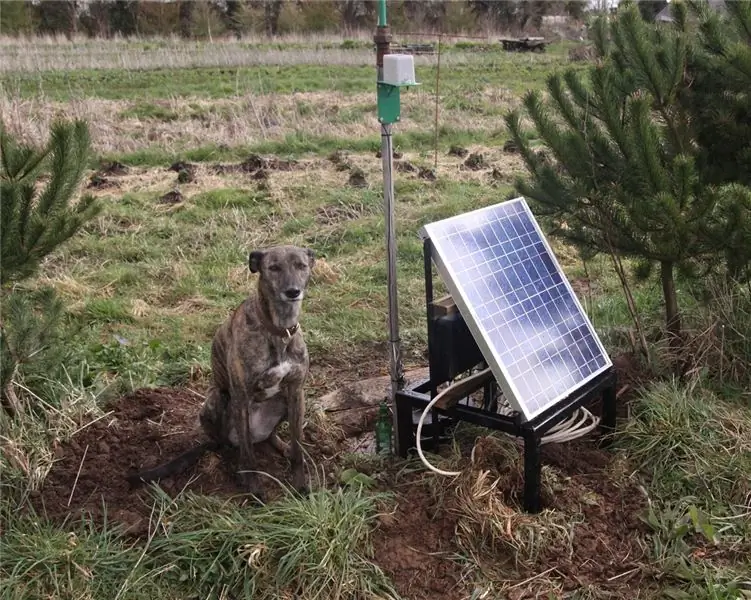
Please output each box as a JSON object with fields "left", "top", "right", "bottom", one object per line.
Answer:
{"left": 148, "top": 483, "right": 398, "bottom": 599}
{"left": 616, "top": 378, "right": 751, "bottom": 509}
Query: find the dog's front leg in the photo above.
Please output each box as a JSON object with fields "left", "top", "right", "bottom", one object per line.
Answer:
{"left": 233, "top": 386, "right": 265, "bottom": 502}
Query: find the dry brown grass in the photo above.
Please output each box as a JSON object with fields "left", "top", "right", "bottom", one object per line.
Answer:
{"left": 0, "top": 86, "right": 522, "bottom": 157}
{"left": 0, "top": 34, "right": 493, "bottom": 73}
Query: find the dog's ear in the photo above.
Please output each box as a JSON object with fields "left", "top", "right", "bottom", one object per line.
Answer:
{"left": 249, "top": 250, "right": 265, "bottom": 273}
{"left": 305, "top": 247, "right": 316, "bottom": 269}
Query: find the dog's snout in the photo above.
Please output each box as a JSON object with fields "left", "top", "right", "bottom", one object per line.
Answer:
{"left": 285, "top": 288, "right": 301, "bottom": 299}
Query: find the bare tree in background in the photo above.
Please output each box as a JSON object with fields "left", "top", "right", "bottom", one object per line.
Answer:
{"left": 337, "top": 0, "right": 374, "bottom": 30}
{"left": 250, "top": 0, "right": 283, "bottom": 36}
{"left": 32, "top": 0, "right": 80, "bottom": 39}
{"left": 404, "top": 0, "right": 446, "bottom": 31}
{"left": 178, "top": 0, "right": 193, "bottom": 37}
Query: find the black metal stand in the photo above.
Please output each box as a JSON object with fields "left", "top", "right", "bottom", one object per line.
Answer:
{"left": 394, "top": 239, "right": 619, "bottom": 514}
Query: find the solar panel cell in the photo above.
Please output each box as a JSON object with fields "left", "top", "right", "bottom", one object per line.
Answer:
{"left": 420, "top": 196, "right": 612, "bottom": 421}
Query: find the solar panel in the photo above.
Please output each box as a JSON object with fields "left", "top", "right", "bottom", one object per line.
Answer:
{"left": 419, "top": 196, "right": 612, "bottom": 422}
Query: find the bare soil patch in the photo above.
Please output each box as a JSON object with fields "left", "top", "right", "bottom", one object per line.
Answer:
{"left": 31, "top": 386, "right": 336, "bottom": 537}
{"left": 366, "top": 435, "right": 649, "bottom": 599}
{"left": 31, "top": 354, "right": 652, "bottom": 598}
{"left": 371, "top": 485, "right": 468, "bottom": 600}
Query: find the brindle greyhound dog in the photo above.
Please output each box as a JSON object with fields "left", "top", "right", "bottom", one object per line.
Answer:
{"left": 126, "top": 245, "right": 315, "bottom": 500}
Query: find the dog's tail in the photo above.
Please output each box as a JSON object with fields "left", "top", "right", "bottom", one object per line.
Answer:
{"left": 126, "top": 440, "right": 220, "bottom": 486}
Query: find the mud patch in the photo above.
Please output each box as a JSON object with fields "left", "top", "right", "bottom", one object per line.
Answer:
{"left": 540, "top": 439, "right": 649, "bottom": 587}
{"left": 31, "top": 387, "right": 331, "bottom": 536}
{"left": 101, "top": 160, "right": 129, "bottom": 176}
{"left": 371, "top": 485, "right": 468, "bottom": 600}
{"left": 395, "top": 160, "right": 417, "bottom": 173}
{"left": 210, "top": 153, "right": 298, "bottom": 177}
{"left": 158, "top": 189, "right": 183, "bottom": 204}
{"left": 168, "top": 161, "right": 197, "bottom": 174}
{"left": 86, "top": 173, "right": 119, "bottom": 190}
{"left": 370, "top": 435, "right": 650, "bottom": 598}
{"left": 348, "top": 167, "right": 368, "bottom": 188}
{"left": 463, "top": 151, "right": 488, "bottom": 170}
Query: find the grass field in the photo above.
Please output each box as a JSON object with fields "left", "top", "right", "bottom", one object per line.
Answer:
{"left": 1, "top": 34, "right": 749, "bottom": 600}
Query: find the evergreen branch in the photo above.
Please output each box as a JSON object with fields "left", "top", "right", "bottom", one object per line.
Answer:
{"left": 0, "top": 122, "right": 48, "bottom": 184}
{"left": 626, "top": 96, "right": 670, "bottom": 195}
{"left": 725, "top": 0, "right": 751, "bottom": 46}
{"left": 503, "top": 108, "right": 545, "bottom": 178}
{"left": 0, "top": 119, "right": 100, "bottom": 287}
{"left": 590, "top": 14, "right": 610, "bottom": 59}
{"left": 587, "top": 66, "right": 632, "bottom": 167}
{"left": 562, "top": 67, "right": 608, "bottom": 125}
{"left": 615, "top": 5, "right": 668, "bottom": 106}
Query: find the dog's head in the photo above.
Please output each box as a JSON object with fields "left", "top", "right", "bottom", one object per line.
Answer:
{"left": 249, "top": 245, "right": 315, "bottom": 305}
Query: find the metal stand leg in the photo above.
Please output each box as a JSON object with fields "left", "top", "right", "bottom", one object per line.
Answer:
{"left": 483, "top": 377, "right": 493, "bottom": 412}
{"left": 395, "top": 394, "right": 414, "bottom": 458}
{"left": 522, "top": 430, "right": 542, "bottom": 514}
{"left": 598, "top": 381, "right": 618, "bottom": 448}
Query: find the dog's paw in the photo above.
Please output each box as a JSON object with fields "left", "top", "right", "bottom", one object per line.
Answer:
{"left": 261, "top": 362, "right": 291, "bottom": 386}
{"left": 291, "top": 468, "right": 308, "bottom": 494}
{"left": 237, "top": 471, "right": 265, "bottom": 500}
{"left": 268, "top": 434, "right": 291, "bottom": 458}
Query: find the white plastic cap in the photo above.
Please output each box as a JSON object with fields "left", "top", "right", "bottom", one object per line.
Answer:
{"left": 382, "top": 54, "right": 416, "bottom": 86}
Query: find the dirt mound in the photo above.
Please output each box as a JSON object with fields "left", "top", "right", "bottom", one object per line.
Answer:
{"left": 101, "top": 160, "right": 129, "bottom": 176}
{"left": 210, "top": 153, "right": 298, "bottom": 175}
{"left": 159, "top": 189, "right": 183, "bottom": 204}
{"left": 32, "top": 387, "right": 318, "bottom": 536}
{"left": 30, "top": 352, "right": 651, "bottom": 596}
{"left": 86, "top": 173, "right": 119, "bottom": 190}
{"left": 372, "top": 486, "right": 467, "bottom": 600}
{"left": 542, "top": 440, "right": 649, "bottom": 587}
{"left": 370, "top": 437, "right": 649, "bottom": 598}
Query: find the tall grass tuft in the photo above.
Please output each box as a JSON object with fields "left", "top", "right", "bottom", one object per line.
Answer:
{"left": 0, "top": 505, "right": 169, "bottom": 600}
{"left": 147, "top": 482, "right": 399, "bottom": 600}
{"left": 615, "top": 378, "right": 751, "bottom": 510}
{"left": 0, "top": 482, "right": 400, "bottom": 599}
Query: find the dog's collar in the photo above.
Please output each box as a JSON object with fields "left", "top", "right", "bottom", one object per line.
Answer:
{"left": 255, "top": 301, "right": 299, "bottom": 342}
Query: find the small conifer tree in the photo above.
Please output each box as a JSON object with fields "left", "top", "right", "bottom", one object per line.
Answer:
{"left": 504, "top": 0, "right": 750, "bottom": 352}
{"left": 1, "top": 119, "right": 100, "bottom": 286}
{"left": 680, "top": 0, "right": 751, "bottom": 282}
{"left": 1, "top": 119, "right": 101, "bottom": 415}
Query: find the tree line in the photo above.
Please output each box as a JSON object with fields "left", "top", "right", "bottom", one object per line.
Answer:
{"left": 0, "top": 1, "right": 669, "bottom": 39}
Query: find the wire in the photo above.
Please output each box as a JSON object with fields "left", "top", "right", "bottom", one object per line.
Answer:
{"left": 415, "top": 367, "right": 601, "bottom": 477}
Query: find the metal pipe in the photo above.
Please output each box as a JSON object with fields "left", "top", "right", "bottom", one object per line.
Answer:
{"left": 378, "top": 0, "right": 387, "bottom": 27}
{"left": 373, "top": 0, "right": 402, "bottom": 455}
{"left": 381, "top": 121, "right": 405, "bottom": 454}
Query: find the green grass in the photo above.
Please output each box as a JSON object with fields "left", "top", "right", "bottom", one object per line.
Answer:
{"left": 2, "top": 56, "right": 585, "bottom": 102}
{"left": 616, "top": 378, "right": 751, "bottom": 510}
{"left": 2, "top": 35, "right": 750, "bottom": 600}
{"left": 104, "top": 124, "right": 510, "bottom": 169}
{"left": 1, "top": 483, "right": 397, "bottom": 600}
{"left": 34, "top": 172, "right": 527, "bottom": 390}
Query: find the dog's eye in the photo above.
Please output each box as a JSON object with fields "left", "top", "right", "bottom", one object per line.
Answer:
{"left": 295, "top": 262, "right": 306, "bottom": 270}
{"left": 269, "top": 264, "right": 281, "bottom": 272}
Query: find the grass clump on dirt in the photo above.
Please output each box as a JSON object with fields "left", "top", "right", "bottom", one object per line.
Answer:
{"left": 616, "top": 377, "right": 751, "bottom": 510}
{"left": 0, "top": 506, "right": 167, "bottom": 600}
{"left": 1, "top": 482, "right": 398, "bottom": 600}
{"left": 615, "top": 377, "right": 751, "bottom": 597}
{"left": 147, "top": 482, "right": 398, "bottom": 600}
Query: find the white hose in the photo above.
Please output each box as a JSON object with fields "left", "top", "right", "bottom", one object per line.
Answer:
{"left": 415, "top": 367, "right": 601, "bottom": 477}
